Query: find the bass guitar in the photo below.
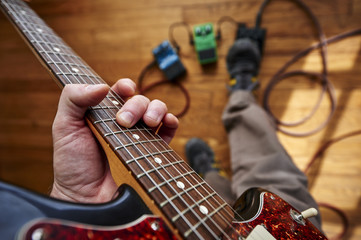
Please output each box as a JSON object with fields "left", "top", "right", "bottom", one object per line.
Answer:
{"left": 0, "top": 0, "right": 327, "bottom": 239}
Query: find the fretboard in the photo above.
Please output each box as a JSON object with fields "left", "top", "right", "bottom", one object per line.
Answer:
{"left": 0, "top": 0, "right": 235, "bottom": 239}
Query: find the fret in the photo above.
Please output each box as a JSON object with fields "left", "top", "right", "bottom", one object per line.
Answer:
{"left": 112, "top": 136, "right": 154, "bottom": 146}
{"left": 105, "top": 95, "right": 125, "bottom": 107}
{"left": 102, "top": 129, "right": 133, "bottom": 147}
{"left": 111, "top": 137, "right": 162, "bottom": 148}
{"left": 162, "top": 197, "right": 219, "bottom": 239}
{"left": 35, "top": 41, "right": 74, "bottom": 58}
{"left": 147, "top": 171, "right": 192, "bottom": 193}
{"left": 125, "top": 149, "right": 174, "bottom": 164}
{"left": 113, "top": 140, "right": 165, "bottom": 160}
{"left": 44, "top": 55, "right": 87, "bottom": 70}
{"left": 90, "top": 109, "right": 117, "bottom": 123}
{"left": 104, "top": 128, "right": 159, "bottom": 149}
{"left": 136, "top": 160, "right": 183, "bottom": 179}
{"left": 9, "top": 3, "right": 47, "bottom": 27}
{"left": 54, "top": 72, "right": 102, "bottom": 85}
{"left": 183, "top": 202, "right": 230, "bottom": 238}
{"left": 102, "top": 95, "right": 124, "bottom": 107}
{"left": 160, "top": 181, "right": 207, "bottom": 207}
{"left": 93, "top": 105, "right": 119, "bottom": 111}
{"left": 2, "top": 0, "right": 102, "bottom": 87}
{"left": 19, "top": 23, "right": 54, "bottom": 38}
{"left": 93, "top": 117, "right": 117, "bottom": 124}
{"left": 172, "top": 192, "right": 218, "bottom": 222}
{"left": 159, "top": 172, "right": 213, "bottom": 209}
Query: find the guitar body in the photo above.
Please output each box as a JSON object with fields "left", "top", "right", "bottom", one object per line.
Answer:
{"left": 0, "top": 181, "right": 162, "bottom": 239}
{"left": 1, "top": 181, "right": 326, "bottom": 239}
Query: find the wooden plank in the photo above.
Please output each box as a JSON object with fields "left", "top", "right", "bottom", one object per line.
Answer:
{"left": 0, "top": 0, "right": 360, "bottom": 238}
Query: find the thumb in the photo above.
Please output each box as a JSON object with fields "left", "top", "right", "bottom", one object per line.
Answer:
{"left": 56, "top": 84, "right": 109, "bottom": 121}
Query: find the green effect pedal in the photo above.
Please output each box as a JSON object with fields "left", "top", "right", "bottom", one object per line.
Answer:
{"left": 193, "top": 23, "right": 218, "bottom": 64}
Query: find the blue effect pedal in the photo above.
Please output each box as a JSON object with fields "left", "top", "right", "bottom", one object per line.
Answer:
{"left": 152, "top": 40, "right": 186, "bottom": 81}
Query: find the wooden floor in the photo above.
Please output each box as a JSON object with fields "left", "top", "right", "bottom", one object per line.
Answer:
{"left": 0, "top": 0, "right": 360, "bottom": 239}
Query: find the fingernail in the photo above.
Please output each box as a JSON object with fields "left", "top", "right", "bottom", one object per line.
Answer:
{"left": 146, "top": 110, "right": 160, "bottom": 122}
{"left": 118, "top": 111, "right": 134, "bottom": 127}
{"left": 85, "top": 84, "right": 107, "bottom": 91}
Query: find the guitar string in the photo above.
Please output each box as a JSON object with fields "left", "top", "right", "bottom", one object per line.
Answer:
{"left": 104, "top": 116, "right": 231, "bottom": 238}
{"left": 5, "top": 0, "right": 259, "bottom": 239}
{"left": 7, "top": 1, "right": 253, "bottom": 239}
{"left": 3, "top": 1, "right": 194, "bottom": 238}
{"left": 125, "top": 119, "right": 242, "bottom": 237}
{"left": 7, "top": 2, "right": 209, "bottom": 238}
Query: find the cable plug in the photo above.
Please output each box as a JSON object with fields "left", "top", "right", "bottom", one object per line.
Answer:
{"left": 235, "top": 23, "right": 266, "bottom": 56}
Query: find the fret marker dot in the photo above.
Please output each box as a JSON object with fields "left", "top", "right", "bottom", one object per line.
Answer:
{"left": 21, "top": 10, "right": 26, "bottom": 15}
{"left": 199, "top": 205, "right": 208, "bottom": 215}
{"left": 36, "top": 28, "right": 43, "bottom": 33}
{"left": 132, "top": 134, "right": 140, "bottom": 140}
{"left": 112, "top": 100, "right": 119, "bottom": 105}
{"left": 176, "top": 181, "right": 185, "bottom": 189}
{"left": 154, "top": 157, "right": 162, "bottom": 164}
{"left": 71, "top": 67, "right": 79, "bottom": 73}
{"left": 53, "top": 47, "right": 60, "bottom": 52}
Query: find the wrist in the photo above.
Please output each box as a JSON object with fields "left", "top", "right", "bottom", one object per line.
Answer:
{"left": 50, "top": 182, "right": 81, "bottom": 202}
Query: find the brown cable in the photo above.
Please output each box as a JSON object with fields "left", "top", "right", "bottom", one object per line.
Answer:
{"left": 261, "top": 0, "right": 334, "bottom": 137}
{"left": 304, "top": 129, "right": 361, "bottom": 174}
{"left": 304, "top": 130, "right": 361, "bottom": 240}
{"left": 318, "top": 202, "right": 349, "bottom": 240}
{"left": 263, "top": 28, "right": 361, "bottom": 136}
{"left": 257, "top": 1, "right": 361, "bottom": 238}
{"left": 137, "top": 60, "right": 191, "bottom": 118}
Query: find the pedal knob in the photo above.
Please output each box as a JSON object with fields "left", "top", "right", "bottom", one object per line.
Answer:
{"left": 301, "top": 208, "right": 318, "bottom": 219}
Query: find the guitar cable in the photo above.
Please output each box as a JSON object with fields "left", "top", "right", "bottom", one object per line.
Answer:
{"left": 259, "top": 0, "right": 335, "bottom": 137}
{"left": 304, "top": 129, "right": 361, "bottom": 240}
{"left": 256, "top": 0, "right": 361, "bottom": 239}
{"left": 137, "top": 60, "right": 191, "bottom": 118}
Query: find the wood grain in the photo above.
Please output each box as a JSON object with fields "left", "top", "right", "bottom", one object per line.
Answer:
{"left": 0, "top": 0, "right": 360, "bottom": 239}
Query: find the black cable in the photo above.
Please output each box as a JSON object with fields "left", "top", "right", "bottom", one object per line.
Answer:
{"left": 168, "top": 22, "right": 194, "bottom": 52}
{"left": 215, "top": 16, "right": 238, "bottom": 40}
{"left": 255, "top": 0, "right": 270, "bottom": 28}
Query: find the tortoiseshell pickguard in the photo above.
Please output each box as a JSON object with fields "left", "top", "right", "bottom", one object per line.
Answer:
{"left": 19, "top": 192, "right": 328, "bottom": 239}
{"left": 20, "top": 215, "right": 177, "bottom": 240}
{"left": 226, "top": 191, "right": 328, "bottom": 239}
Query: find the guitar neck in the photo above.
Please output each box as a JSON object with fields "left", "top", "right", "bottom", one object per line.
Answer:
{"left": 0, "top": 1, "right": 103, "bottom": 88}
{"left": 0, "top": 0, "right": 235, "bottom": 239}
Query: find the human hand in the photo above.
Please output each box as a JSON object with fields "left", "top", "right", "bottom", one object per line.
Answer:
{"left": 50, "top": 79, "right": 179, "bottom": 203}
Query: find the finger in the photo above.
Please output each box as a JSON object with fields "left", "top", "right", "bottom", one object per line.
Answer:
{"left": 157, "top": 113, "right": 179, "bottom": 144}
{"left": 116, "top": 95, "right": 150, "bottom": 128}
{"left": 111, "top": 78, "right": 136, "bottom": 99}
{"left": 143, "top": 99, "right": 168, "bottom": 128}
{"left": 56, "top": 84, "right": 109, "bottom": 121}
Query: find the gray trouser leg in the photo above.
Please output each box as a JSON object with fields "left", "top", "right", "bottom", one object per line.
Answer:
{"left": 205, "top": 90, "right": 322, "bottom": 230}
